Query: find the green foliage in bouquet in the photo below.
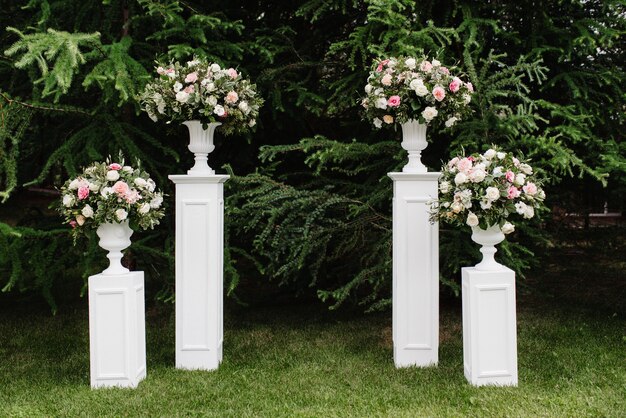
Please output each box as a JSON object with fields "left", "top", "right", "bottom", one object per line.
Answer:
{"left": 139, "top": 58, "right": 263, "bottom": 135}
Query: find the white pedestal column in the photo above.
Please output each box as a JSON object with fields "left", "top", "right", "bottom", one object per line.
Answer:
{"left": 388, "top": 172, "right": 439, "bottom": 367}
{"left": 462, "top": 266, "right": 518, "bottom": 386}
{"left": 169, "top": 174, "right": 229, "bottom": 370}
{"left": 88, "top": 272, "right": 146, "bottom": 389}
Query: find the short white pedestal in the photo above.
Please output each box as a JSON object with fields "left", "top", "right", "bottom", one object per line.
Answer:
{"left": 88, "top": 272, "right": 146, "bottom": 389}
{"left": 388, "top": 172, "right": 439, "bottom": 367}
{"left": 169, "top": 174, "right": 229, "bottom": 370}
{"left": 462, "top": 266, "right": 518, "bottom": 386}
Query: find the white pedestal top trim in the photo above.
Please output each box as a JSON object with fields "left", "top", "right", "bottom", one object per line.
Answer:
{"left": 169, "top": 174, "right": 230, "bottom": 184}
{"left": 388, "top": 172, "right": 441, "bottom": 181}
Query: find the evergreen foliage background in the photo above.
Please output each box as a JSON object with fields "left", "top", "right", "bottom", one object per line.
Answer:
{"left": 0, "top": 0, "right": 624, "bottom": 311}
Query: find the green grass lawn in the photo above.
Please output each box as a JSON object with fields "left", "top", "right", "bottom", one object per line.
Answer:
{"left": 1, "top": 296, "right": 624, "bottom": 417}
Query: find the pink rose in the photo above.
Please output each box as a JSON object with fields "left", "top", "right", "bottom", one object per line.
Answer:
{"left": 376, "top": 59, "right": 390, "bottom": 72}
{"left": 512, "top": 157, "right": 520, "bottom": 167}
{"left": 381, "top": 74, "right": 393, "bottom": 86}
{"left": 156, "top": 66, "right": 165, "bottom": 75}
{"left": 448, "top": 157, "right": 459, "bottom": 168}
{"left": 505, "top": 170, "right": 515, "bottom": 183}
{"left": 449, "top": 77, "right": 461, "bottom": 93}
{"left": 69, "top": 220, "right": 77, "bottom": 228}
{"left": 184, "top": 85, "right": 195, "bottom": 93}
{"left": 457, "top": 157, "right": 473, "bottom": 173}
{"left": 185, "top": 72, "right": 198, "bottom": 83}
{"left": 77, "top": 186, "right": 89, "bottom": 200}
{"left": 108, "top": 163, "right": 122, "bottom": 170}
{"left": 467, "top": 156, "right": 475, "bottom": 162}
{"left": 112, "top": 181, "right": 130, "bottom": 197}
{"left": 432, "top": 86, "right": 446, "bottom": 101}
{"left": 227, "top": 68, "right": 238, "bottom": 79}
{"left": 387, "top": 95, "right": 401, "bottom": 107}
{"left": 439, "top": 66, "right": 450, "bottom": 75}
{"left": 522, "top": 182, "right": 538, "bottom": 196}
{"left": 225, "top": 91, "right": 239, "bottom": 104}
{"left": 466, "top": 82, "right": 474, "bottom": 92}
{"left": 420, "top": 60, "right": 432, "bottom": 72}
{"left": 507, "top": 186, "right": 521, "bottom": 199}
{"left": 165, "top": 68, "right": 175, "bottom": 75}
{"left": 125, "top": 190, "right": 141, "bottom": 204}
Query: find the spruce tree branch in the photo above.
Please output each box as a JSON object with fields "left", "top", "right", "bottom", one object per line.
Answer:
{"left": 0, "top": 93, "right": 91, "bottom": 116}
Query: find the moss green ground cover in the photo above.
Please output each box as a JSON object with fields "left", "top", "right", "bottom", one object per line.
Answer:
{"left": 0, "top": 295, "right": 624, "bottom": 417}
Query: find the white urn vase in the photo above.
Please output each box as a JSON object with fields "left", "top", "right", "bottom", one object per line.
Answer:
{"left": 470, "top": 224, "right": 505, "bottom": 271}
{"left": 400, "top": 120, "right": 429, "bottom": 173}
{"left": 184, "top": 120, "right": 221, "bottom": 176}
{"left": 96, "top": 221, "right": 133, "bottom": 275}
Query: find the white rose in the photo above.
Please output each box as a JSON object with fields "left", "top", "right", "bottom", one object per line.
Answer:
{"left": 538, "top": 189, "right": 546, "bottom": 200}
{"left": 497, "top": 152, "right": 506, "bottom": 160}
{"left": 515, "top": 173, "right": 526, "bottom": 186}
{"left": 493, "top": 166, "right": 504, "bottom": 177}
{"left": 76, "top": 215, "right": 86, "bottom": 226}
{"left": 485, "top": 187, "right": 500, "bottom": 201}
{"left": 454, "top": 172, "right": 468, "bottom": 185}
{"left": 150, "top": 194, "right": 163, "bottom": 209}
{"left": 431, "top": 59, "right": 441, "bottom": 67}
{"left": 451, "top": 202, "right": 463, "bottom": 213}
{"left": 139, "top": 203, "right": 151, "bottom": 215}
{"left": 422, "top": 106, "right": 438, "bottom": 122}
{"left": 147, "top": 179, "right": 156, "bottom": 192}
{"left": 115, "top": 209, "right": 128, "bottom": 221}
{"left": 364, "top": 84, "right": 373, "bottom": 94}
{"left": 470, "top": 169, "right": 486, "bottom": 183}
{"left": 519, "top": 163, "right": 533, "bottom": 175}
{"left": 480, "top": 199, "right": 492, "bottom": 210}
{"left": 484, "top": 149, "right": 496, "bottom": 160}
{"left": 210, "top": 63, "right": 221, "bottom": 72}
{"left": 187, "top": 59, "right": 199, "bottom": 67}
{"left": 405, "top": 58, "right": 417, "bottom": 69}
{"left": 439, "top": 181, "right": 450, "bottom": 193}
{"left": 409, "top": 78, "right": 422, "bottom": 90}
{"left": 502, "top": 222, "right": 515, "bottom": 234}
{"left": 166, "top": 71, "right": 176, "bottom": 79}
{"left": 62, "top": 194, "right": 75, "bottom": 207}
{"left": 173, "top": 82, "right": 183, "bottom": 92}
{"left": 205, "top": 82, "right": 216, "bottom": 92}
{"left": 414, "top": 84, "right": 429, "bottom": 97}
{"left": 238, "top": 101, "right": 250, "bottom": 114}
{"left": 122, "top": 166, "right": 133, "bottom": 172}
{"left": 373, "top": 118, "right": 383, "bottom": 128}
{"left": 100, "top": 187, "right": 113, "bottom": 198}
{"left": 81, "top": 204, "right": 94, "bottom": 218}
{"left": 134, "top": 178, "right": 148, "bottom": 188}
{"left": 523, "top": 206, "right": 535, "bottom": 219}
{"left": 249, "top": 119, "right": 256, "bottom": 127}
{"left": 214, "top": 105, "right": 226, "bottom": 116}
{"left": 515, "top": 202, "right": 527, "bottom": 215}
{"left": 445, "top": 117, "right": 458, "bottom": 128}
{"left": 175, "top": 91, "right": 190, "bottom": 103}
{"left": 466, "top": 212, "right": 479, "bottom": 227}
{"left": 106, "top": 170, "right": 120, "bottom": 181}
{"left": 208, "top": 95, "right": 218, "bottom": 106}
{"left": 463, "top": 94, "right": 472, "bottom": 104}
{"left": 375, "top": 97, "right": 387, "bottom": 109}
{"left": 68, "top": 179, "right": 80, "bottom": 190}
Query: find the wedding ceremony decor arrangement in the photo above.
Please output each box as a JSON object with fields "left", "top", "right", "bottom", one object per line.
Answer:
{"left": 366, "top": 56, "right": 473, "bottom": 368}
{"left": 140, "top": 57, "right": 263, "bottom": 371}
{"left": 430, "top": 148, "right": 546, "bottom": 386}
{"left": 60, "top": 158, "right": 165, "bottom": 388}
{"left": 362, "top": 56, "right": 473, "bottom": 173}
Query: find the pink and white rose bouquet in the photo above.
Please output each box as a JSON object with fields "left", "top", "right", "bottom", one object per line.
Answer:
{"left": 139, "top": 57, "right": 263, "bottom": 135}
{"left": 59, "top": 158, "right": 165, "bottom": 239}
{"left": 362, "top": 56, "right": 474, "bottom": 128}
{"left": 429, "top": 148, "right": 546, "bottom": 232}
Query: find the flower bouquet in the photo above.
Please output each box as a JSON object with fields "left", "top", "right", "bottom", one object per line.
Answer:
{"left": 362, "top": 56, "right": 474, "bottom": 172}
{"left": 429, "top": 148, "right": 546, "bottom": 270}
{"left": 60, "top": 158, "right": 165, "bottom": 237}
{"left": 362, "top": 56, "right": 473, "bottom": 129}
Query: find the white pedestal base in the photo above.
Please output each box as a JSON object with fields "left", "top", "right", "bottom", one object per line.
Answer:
{"left": 389, "top": 172, "right": 439, "bottom": 368}
{"left": 462, "top": 266, "right": 518, "bottom": 386}
{"left": 169, "top": 174, "right": 229, "bottom": 371}
{"left": 88, "top": 272, "right": 146, "bottom": 389}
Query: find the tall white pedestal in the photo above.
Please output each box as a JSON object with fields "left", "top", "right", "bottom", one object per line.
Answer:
{"left": 169, "top": 174, "right": 229, "bottom": 370}
{"left": 88, "top": 272, "right": 146, "bottom": 389}
{"left": 462, "top": 266, "right": 518, "bottom": 386}
{"left": 388, "top": 172, "right": 439, "bottom": 367}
